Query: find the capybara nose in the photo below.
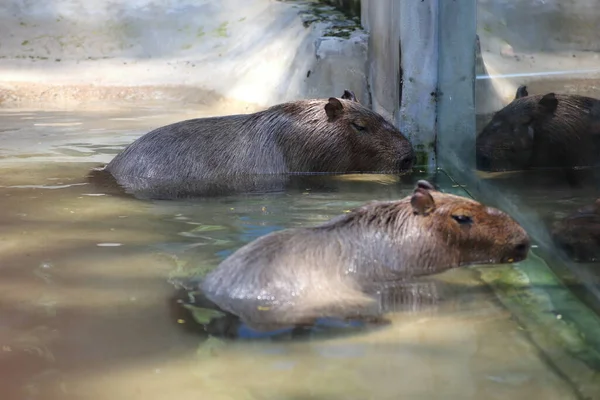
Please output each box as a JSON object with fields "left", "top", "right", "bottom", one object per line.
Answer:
{"left": 476, "top": 153, "right": 492, "bottom": 171}
{"left": 512, "top": 239, "right": 531, "bottom": 261}
{"left": 399, "top": 153, "right": 415, "bottom": 171}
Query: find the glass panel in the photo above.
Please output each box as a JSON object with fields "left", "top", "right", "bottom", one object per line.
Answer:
{"left": 431, "top": 0, "right": 600, "bottom": 397}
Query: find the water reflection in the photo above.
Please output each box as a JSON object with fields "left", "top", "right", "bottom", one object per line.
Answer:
{"left": 552, "top": 198, "right": 600, "bottom": 263}
{"left": 472, "top": 5, "right": 600, "bottom": 396}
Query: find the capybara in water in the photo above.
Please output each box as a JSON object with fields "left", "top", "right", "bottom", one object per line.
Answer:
{"left": 476, "top": 85, "right": 600, "bottom": 177}
{"left": 102, "top": 90, "right": 415, "bottom": 199}
{"left": 552, "top": 199, "right": 600, "bottom": 262}
{"left": 196, "top": 180, "right": 531, "bottom": 332}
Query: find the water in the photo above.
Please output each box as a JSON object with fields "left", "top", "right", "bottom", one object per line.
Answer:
{"left": 0, "top": 105, "right": 583, "bottom": 399}
{"left": 473, "top": 110, "right": 600, "bottom": 316}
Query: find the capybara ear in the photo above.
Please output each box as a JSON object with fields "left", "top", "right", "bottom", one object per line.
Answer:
{"left": 515, "top": 85, "right": 529, "bottom": 99}
{"left": 415, "top": 180, "right": 437, "bottom": 192}
{"left": 325, "top": 97, "right": 345, "bottom": 121}
{"left": 411, "top": 188, "right": 436, "bottom": 216}
{"left": 538, "top": 93, "right": 558, "bottom": 114}
{"left": 341, "top": 89, "right": 359, "bottom": 103}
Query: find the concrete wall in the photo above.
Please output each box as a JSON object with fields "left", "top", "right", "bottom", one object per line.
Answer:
{"left": 360, "top": 0, "right": 474, "bottom": 170}
{"left": 0, "top": 0, "right": 369, "bottom": 109}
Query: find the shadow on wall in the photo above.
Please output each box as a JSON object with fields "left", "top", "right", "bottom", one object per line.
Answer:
{"left": 0, "top": 0, "right": 370, "bottom": 108}
{"left": 0, "top": 1, "right": 294, "bottom": 61}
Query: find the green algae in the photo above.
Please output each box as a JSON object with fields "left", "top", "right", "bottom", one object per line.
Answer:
{"left": 277, "top": 0, "right": 362, "bottom": 39}
{"left": 214, "top": 22, "right": 229, "bottom": 38}
{"left": 476, "top": 251, "right": 600, "bottom": 398}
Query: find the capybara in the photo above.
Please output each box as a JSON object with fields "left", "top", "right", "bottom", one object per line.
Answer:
{"left": 476, "top": 85, "right": 600, "bottom": 175}
{"left": 102, "top": 90, "right": 415, "bottom": 199}
{"left": 196, "top": 180, "right": 531, "bottom": 332}
{"left": 552, "top": 199, "right": 600, "bottom": 262}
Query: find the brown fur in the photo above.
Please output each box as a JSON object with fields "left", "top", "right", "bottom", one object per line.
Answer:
{"left": 198, "top": 180, "right": 531, "bottom": 331}
{"left": 102, "top": 90, "right": 415, "bottom": 199}
{"left": 552, "top": 199, "right": 600, "bottom": 262}
{"left": 476, "top": 85, "right": 600, "bottom": 173}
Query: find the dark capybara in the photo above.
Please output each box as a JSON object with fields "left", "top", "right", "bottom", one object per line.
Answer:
{"left": 197, "top": 180, "right": 531, "bottom": 332}
{"left": 476, "top": 85, "right": 600, "bottom": 174}
{"left": 552, "top": 199, "right": 600, "bottom": 262}
{"left": 102, "top": 90, "right": 415, "bottom": 199}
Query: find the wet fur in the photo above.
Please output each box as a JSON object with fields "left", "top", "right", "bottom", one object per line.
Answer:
{"left": 199, "top": 181, "right": 530, "bottom": 331}
{"left": 104, "top": 91, "right": 414, "bottom": 199}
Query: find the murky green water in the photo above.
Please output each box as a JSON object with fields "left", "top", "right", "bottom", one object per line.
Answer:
{"left": 0, "top": 105, "right": 589, "bottom": 400}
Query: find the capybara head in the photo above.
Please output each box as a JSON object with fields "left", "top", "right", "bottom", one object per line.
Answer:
{"left": 552, "top": 199, "right": 600, "bottom": 262}
{"left": 405, "top": 180, "right": 531, "bottom": 266}
{"left": 304, "top": 89, "right": 416, "bottom": 172}
{"left": 476, "top": 85, "right": 559, "bottom": 171}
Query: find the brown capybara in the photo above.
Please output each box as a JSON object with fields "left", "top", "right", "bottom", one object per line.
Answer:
{"left": 102, "top": 90, "right": 415, "bottom": 199}
{"left": 197, "top": 180, "right": 531, "bottom": 332}
{"left": 552, "top": 199, "right": 600, "bottom": 262}
{"left": 476, "top": 85, "right": 600, "bottom": 177}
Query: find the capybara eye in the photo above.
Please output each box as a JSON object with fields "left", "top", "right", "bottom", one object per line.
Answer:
{"left": 351, "top": 122, "right": 367, "bottom": 132}
{"left": 452, "top": 215, "right": 473, "bottom": 225}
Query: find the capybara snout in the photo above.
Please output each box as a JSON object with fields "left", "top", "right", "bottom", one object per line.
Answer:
{"left": 511, "top": 241, "right": 531, "bottom": 262}
{"left": 399, "top": 154, "right": 416, "bottom": 170}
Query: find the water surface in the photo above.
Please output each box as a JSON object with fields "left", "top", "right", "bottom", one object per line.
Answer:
{"left": 0, "top": 105, "right": 581, "bottom": 400}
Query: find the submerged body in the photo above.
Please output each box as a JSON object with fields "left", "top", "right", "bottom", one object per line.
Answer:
{"left": 476, "top": 85, "right": 600, "bottom": 177}
{"left": 103, "top": 90, "right": 415, "bottom": 199}
{"left": 199, "top": 180, "right": 531, "bottom": 331}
